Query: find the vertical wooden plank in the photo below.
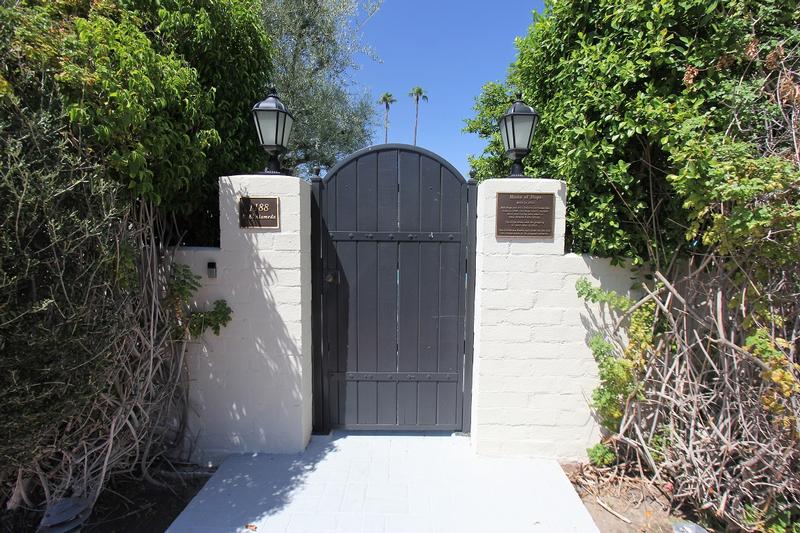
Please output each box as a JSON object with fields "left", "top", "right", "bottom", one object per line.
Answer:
{"left": 437, "top": 382, "right": 457, "bottom": 426}
{"left": 338, "top": 241, "right": 358, "bottom": 371}
{"left": 397, "top": 382, "right": 417, "bottom": 425}
{"left": 321, "top": 177, "right": 338, "bottom": 429}
{"left": 377, "top": 150, "right": 399, "bottom": 231}
{"left": 398, "top": 150, "right": 421, "bottom": 388}
{"left": 376, "top": 242, "right": 398, "bottom": 423}
{"left": 357, "top": 243, "right": 377, "bottom": 372}
{"left": 453, "top": 179, "right": 468, "bottom": 432}
{"left": 418, "top": 382, "right": 437, "bottom": 425}
{"left": 358, "top": 382, "right": 377, "bottom": 424}
{"left": 323, "top": 177, "right": 338, "bottom": 268}
{"left": 377, "top": 382, "right": 396, "bottom": 425}
{"left": 417, "top": 243, "right": 439, "bottom": 373}
{"left": 357, "top": 241, "right": 378, "bottom": 425}
{"left": 329, "top": 378, "right": 340, "bottom": 426}
{"left": 438, "top": 242, "right": 461, "bottom": 373}
{"left": 376, "top": 243, "right": 398, "bottom": 372}
{"left": 397, "top": 242, "right": 419, "bottom": 372}
{"left": 357, "top": 152, "right": 378, "bottom": 231}
{"left": 419, "top": 156, "right": 441, "bottom": 232}
{"left": 336, "top": 161, "right": 357, "bottom": 231}
{"left": 417, "top": 243, "right": 440, "bottom": 426}
{"left": 399, "top": 151, "right": 420, "bottom": 231}
{"left": 337, "top": 240, "right": 358, "bottom": 424}
{"left": 344, "top": 380, "right": 358, "bottom": 426}
{"left": 320, "top": 178, "right": 337, "bottom": 269}
{"left": 440, "top": 168, "right": 462, "bottom": 232}
{"left": 416, "top": 158, "right": 443, "bottom": 426}
{"left": 377, "top": 149, "right": 399, "bottom": 425}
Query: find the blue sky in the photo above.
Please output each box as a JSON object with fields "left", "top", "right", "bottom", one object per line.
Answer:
{"left": 351, "top": 0, "right": 545, "bottom": 177}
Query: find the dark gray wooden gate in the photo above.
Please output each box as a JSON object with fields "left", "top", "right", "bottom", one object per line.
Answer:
{"left": 311, "top": 144, "right": 476, "bottom": 432}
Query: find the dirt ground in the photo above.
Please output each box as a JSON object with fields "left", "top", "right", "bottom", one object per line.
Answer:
{"left": 565, "top": 464, "right": 680, "bottom": 533}
{"left": 83, "top": 474, "right": 209, "bottom": 533}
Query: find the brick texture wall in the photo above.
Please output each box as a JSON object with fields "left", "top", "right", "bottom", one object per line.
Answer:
{"left": 471, "top": 178, "right": 635, "bottom": 460}
{"left": 174, "top": 175, "right": 312, "bottom": 465}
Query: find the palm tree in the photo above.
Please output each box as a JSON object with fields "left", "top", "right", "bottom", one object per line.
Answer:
{"left": 408, "top": 86, "right": 428, "bottom": 146}
{"left": 377, "top": 92, "right": 396, "bottom": 144}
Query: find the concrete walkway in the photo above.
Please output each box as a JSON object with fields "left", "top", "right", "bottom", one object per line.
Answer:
{"left": 167, "top": 433, "right": 599, "bottom": 533}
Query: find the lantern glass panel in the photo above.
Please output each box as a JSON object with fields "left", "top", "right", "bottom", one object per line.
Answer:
{"left": 499, "top": 116, "right": 511, "bottom": 152}
{"left": 282, "top": 114, "right": 293, "bottom": 147}
{"left": 254, "top": 110, "right": 278, "bottom": 146}
{"left": 512, "top": 114, "right": 534, "bottom": 151}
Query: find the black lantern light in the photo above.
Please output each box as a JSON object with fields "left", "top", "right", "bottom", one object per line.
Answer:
{"left": 498, "top": 95, "right": 539, "bottom": 177}
{"left": 252, "top": 89, "right": 294, "bottom": 174}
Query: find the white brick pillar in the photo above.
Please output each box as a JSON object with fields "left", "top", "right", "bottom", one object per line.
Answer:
{"left": 471, "top": 178, "right": 603, "bottom": 460}
{"left": 175, "top": 175, "right": 312, "bottom": 464}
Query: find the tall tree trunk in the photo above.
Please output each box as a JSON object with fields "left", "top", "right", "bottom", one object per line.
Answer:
{"left": 384, "top": 104, "right": 388, "bottom": 143}
{"left": 413, "top": 97, "right": 419, "bottom": 145}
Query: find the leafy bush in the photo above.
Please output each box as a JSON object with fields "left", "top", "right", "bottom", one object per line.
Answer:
{"left": 128, "top": 0, "right": 274, "bottom": 245}
{"left": 586, "top": 334, "right": 637, "bottom": 432}
{"left": 58, "top": 8, "right": 217, "bottom": 208}
{"left": 0, "top": 0, "right": 236, "bottom": 523}
{"left": 578, "top": 281, "right": 656, "bottom": 433}
{"left": 587, "top": 443, "right": 616, "bottom": 468}
{"left": 0, "top": 95, "right": 129, "bottom": 487}
{"left": 467, "top": 0, "right": 797, "bottom": 267}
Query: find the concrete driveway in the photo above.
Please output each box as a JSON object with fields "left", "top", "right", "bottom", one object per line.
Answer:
{"left": 167, "top": 433, "right": 599, "bottom": 533}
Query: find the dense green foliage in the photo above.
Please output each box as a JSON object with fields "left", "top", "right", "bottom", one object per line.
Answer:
{"left": 0, "top": 0, "right": 379, "bottom": 523}
{"left": 0, "top": 92, "right": 129, "bottom": 484}
{"left": 467, "top": 0, "right": 799, "bottom": 267}
{"left": 0, "top": 0, "right": 236, "bottom": 519}
{"left": 4, "top": 1, "right": 220, "bottom": 210}
{"left": 61, "top": 10, "right": 217, "bottom": 209}
{"left": 127, "top": 0, "right": 274, "bottom": 244}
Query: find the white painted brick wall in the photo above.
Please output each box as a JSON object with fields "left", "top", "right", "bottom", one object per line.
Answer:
{"left": 471, "top": 178, "right": 635, "bottom": 461}
{"left": 174, "top": 175, "right": 312, "bottom": 465}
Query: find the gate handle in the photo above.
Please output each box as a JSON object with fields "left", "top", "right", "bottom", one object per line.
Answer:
{"left": 325, "top": 272, "right": 339, "bottom": 284}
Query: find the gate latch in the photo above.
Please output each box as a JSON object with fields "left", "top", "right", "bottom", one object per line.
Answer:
{"left": 324, "top": 270, "right": 340, "bottom": 284}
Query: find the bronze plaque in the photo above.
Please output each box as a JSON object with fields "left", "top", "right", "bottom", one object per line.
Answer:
{"left": 239, "top": 197, "right": 280, "bottom": 229}
{"left": 496, "top": 192, "right": 554, "bottom": 238}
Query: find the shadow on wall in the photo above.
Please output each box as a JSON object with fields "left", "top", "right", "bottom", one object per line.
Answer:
{"left": 178, "top": 178, "right": 307, "bottom": 460}
{"left": 569, "top": 256, "right": 642, "bottom": 434}
{"left": 576, "top": 256, "right": 642, "bottom": 345}
{"left": 167, "top": 435, "right": 340, "bottom": 532}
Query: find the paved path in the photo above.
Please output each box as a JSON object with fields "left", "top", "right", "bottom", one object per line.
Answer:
{"left": 167, "top": 433, "right": 599, "bottom": 533}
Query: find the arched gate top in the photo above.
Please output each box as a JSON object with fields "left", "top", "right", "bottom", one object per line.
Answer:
{"left": 323, "top": 143, "right": 468, "bottom": 184}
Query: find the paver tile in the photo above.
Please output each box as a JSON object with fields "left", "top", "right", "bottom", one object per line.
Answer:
{"left": 167, "top": 433, "right": 599, "bottom": 533}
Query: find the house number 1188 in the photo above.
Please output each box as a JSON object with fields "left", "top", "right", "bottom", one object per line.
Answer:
{"left": 239, "top": 197, "right": 280, "bottom": 229}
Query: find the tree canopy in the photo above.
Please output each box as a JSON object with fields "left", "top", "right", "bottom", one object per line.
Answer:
{"left": 467, "top": 0, "right": 800, "bottom": 267}
{"left": 263, "top": 0, "right": 379, "bottom": 173}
